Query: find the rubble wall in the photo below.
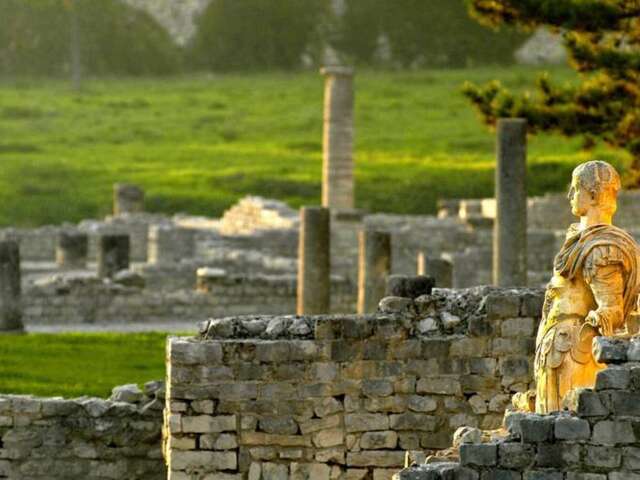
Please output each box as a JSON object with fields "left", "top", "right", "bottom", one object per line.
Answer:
{"left": 397, "top": 336, "right": 640, "bottom": 480}
{"left": 164, "top": 287, "right": 543, "bottom": 479}
{"left": 0, "top": 395, "right": 164, "bottom": 480}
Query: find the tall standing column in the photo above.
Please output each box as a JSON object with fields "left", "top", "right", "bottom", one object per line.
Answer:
{"left": 357, "top": 230, "right": 391, "bottom": 314}
{"left": 493, "top": 118, "right": 527, "bottom": 287}
{"left": 297, "top": 207, "right": 330, "bottom": 315}
{"left": 97, "top": 234, "right": 130, "bottom": 278}
{"left": 321, "top": 66, "right": 354, "bottom": 210}
{"left": 113, "top": 183, "right": 144, "bottom": 216}
{"left": 0, "top": 241, "right": 23, "bottom": 333}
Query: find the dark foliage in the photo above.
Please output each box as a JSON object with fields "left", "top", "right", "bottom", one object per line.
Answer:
{"left": 0, "top": 0, "right": 181, "bottom": 76}
{"left": 463, "top": 0, "right": 640, "bottom": 184}
{"left": 334, "top": 0, "right": 526, "bottom": 67}
{"left": 189, "top": 0, "right": 330, "bottom": 71}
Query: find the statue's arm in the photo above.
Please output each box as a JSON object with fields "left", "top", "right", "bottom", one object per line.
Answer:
{"left": 584, "top": 245, "right": 626, "bottom": 336}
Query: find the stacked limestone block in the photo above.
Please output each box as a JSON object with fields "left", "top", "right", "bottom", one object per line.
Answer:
{"left": 164, "top": 287, "right": 543, "bottom": 480}
{"left": 0, "top": 384, "right": 165, "bottom": 479}
{"left": 396, "top": 336, "right": 640, "bottom": 480}
{"left": 23, "top": 273, "right": 355, "bottom": 326}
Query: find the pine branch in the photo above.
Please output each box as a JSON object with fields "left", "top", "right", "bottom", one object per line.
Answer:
{"left": 469, "top": 0, "right": 640, "bottom": 32}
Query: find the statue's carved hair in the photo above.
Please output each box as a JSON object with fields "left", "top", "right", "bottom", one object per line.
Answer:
{"left": 573, "top": 160, "right": 621, "bottom": 197}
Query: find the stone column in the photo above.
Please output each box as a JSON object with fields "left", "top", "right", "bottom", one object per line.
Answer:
{"left": 297, "top": 207, "right": 330, "bottom": 315}
{"left": 56, "top": 232, "right": 88, "bottom": 269}
{"left": 417, "top": 252, "right": 453, "bottom": 288}
{"left": 321, "top": 66, "right": 354, "bottom": 210}
{"left": 97, "top": 234, "right": 130, "bottom": 278}
{"left": 357, "top": 230, "right": 391, "bottom": 314}
{"left": 0, "top": 241, "right": 23, "bottom": 332}
{"left": 113, "top": 183, "right": 144, "bottom": 216}
{"left": 494, "top": 118, "right": 528, "bottom": 287}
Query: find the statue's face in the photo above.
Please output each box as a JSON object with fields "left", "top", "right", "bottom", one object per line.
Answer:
{"left": 568, "top": 175, "right": 592, "bottom": 217}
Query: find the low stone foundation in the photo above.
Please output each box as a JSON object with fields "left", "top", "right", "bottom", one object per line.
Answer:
{"left": 163, "top": 287, "right": 543, "bottom": 479}
{"left": 0, "top": 390, "right": 164, "bottom": 479}
{"left": 22, "top": 274, "right": 355, "bottom": 326}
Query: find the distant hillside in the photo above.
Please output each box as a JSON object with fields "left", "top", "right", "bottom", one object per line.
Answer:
{"left": 120, "top": 0, "right": 211, "bottom": 45}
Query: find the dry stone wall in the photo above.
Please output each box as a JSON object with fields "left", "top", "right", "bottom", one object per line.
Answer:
{"left": 396, "top": 336, "right": 640, "bottom": 480}
{"left": 22, "top": 274, "right": 355, "bottom": 326}
{"left": 164, "top": 287, "right": 543, "bottom": 479}
{"left": 0, "top": 392, "right": 164, "bottom": 479}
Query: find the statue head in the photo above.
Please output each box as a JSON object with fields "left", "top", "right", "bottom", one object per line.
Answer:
{"left": 568, "top": 160, "right": 621, "bottom": 218}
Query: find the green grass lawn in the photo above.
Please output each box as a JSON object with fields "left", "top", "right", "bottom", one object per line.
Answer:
{"left": 0, "top": 66, "right": 629, "bottom": 227}
{"left": 0, "top": 333, "right": 169, "bottom": 398}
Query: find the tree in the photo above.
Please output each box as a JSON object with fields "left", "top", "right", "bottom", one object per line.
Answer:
{"left": 462, "top": 0, "right": 640, "bottom": 184}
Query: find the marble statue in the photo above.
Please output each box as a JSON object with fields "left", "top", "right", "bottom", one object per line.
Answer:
{"left": 534, "top": 160, "right": 640, "bottom": 413}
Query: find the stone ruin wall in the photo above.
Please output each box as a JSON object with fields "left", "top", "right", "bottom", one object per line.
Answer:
{"left": 22, "top": 274, "right": 355, "bottom": 326}
{"left": 0, "top": 391, "right": 165, "bottom": 480}
{"left": 164, "top": 287, "right": 543, "bottom": 479}
{"left": 397, "top": 336, "right": 640, "bottom": 480}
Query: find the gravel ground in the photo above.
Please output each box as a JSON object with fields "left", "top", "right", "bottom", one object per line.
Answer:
{"left": 26, "top": 322, "right": 200, "bottom": 334}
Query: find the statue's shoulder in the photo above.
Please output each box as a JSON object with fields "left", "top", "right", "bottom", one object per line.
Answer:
{"left": 582, "top": 225, "right": 639, "bottom": 278}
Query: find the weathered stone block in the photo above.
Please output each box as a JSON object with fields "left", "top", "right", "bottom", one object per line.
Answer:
{"left": 520, "top": 416, "right": 554, "bottom": 443}
{"left": 259, "top": 416, "right": 298, "bottom": 435}
{"left": 460, "top": 443, "right": 498, "bottom": 467}
{"left": 313, "top": 428, "right": 344, "bottom": 448}
{"left": 592, "top": 420, "right": 635, "bottom": 446}
{"left": 483, "top": 293, "right": 520, "bottom": 319}
{"left": 535, "top": 443, "right": 565, "bottom": 468}
{"left": 362, "top": 379, "right": 394, "bottom": 397}
{"left": 182, "top": 415, "right": 236, "bottom": 433}
{"left": 608, "top": 390, "right": 640, "bottom": 416}
{"left": 300, "top": 414, "right": 341, "bottom": 435}
{"left": 170, "top": 450, "right": 237, "bottom": 470}
{"left": 416, "top": 377, "right": 462, "bottom": 395}
{"left": 390, "top": 413, "right": 438, "bottom": 431}
{"left": 501, "top": 317, "right": 535, "bottom": 337}
{"left": 255, "top": 341, "right": 291, "bottom": 363}
{"left": 481, "top": 471, "right": 522, "bottom": 480}
{"left": 498, "top": 442, "right": 534, "bottom": 470}
{"left": 595, "top": 366, "right": 630, "bottom": 390}
{"left": 170, "top": 339, "right": 223, "bottom": 365}
{"left": 345, "top": 413, "right": 389, "bottom": 433}
{"left": 360, "top": 431, "right": 398, "bottom": 449}
{"left": 566, "top": 474, "right": 606, "bottom": 480}
{"left": 592, "top": 337, "right": 628, "bottom": 364}
{"left": 290, "top": 462, "right": 331, "bottom": 480}
{"left": 569, "top": 389, "right": 609, "bottom": 417}
{"left": 407, "top": 395, "right": 437, "bottom": 413}
{"left": 522, "top": 473, "right": 563, "bottom": 480}
{"left": 346, "top": 451, "right": 405, "bottom": 467}
{"left": 262, "top": 462, "right": 288, "bottom": 480}
{"left": 584, "top": 445, "right": 622, "bottom": 468}
{"left": 554, "top": 416, "right": 590, "bottom": 441}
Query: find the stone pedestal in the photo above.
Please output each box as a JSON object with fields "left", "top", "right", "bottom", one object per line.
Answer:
{"left": 56, "top": 232, "right": 88, "bottom": 270}
{"left": 357, "top": 230, "right": 391, "bottom": 314}
{"left": 97, "top": 234, "right": 130, "bottom": 278}
{"left": 297, "top": 207, "right": 330, "bottom": 315}
{"left": 148, "top": 225, "right": 196, "bottom": 265}
{"left": 0, "top": 241, "right": 23, "bottom": 332}
{"left": 113, "top": 183, "right": 144, "bottom": 216}
{"left": 494, "top": 118, "right": 528, "bottom": 287}
{"left": 417, "top": 252, "right": 453, "bottom": 288}
{"left": 321, "top": 66, "right": 354, "bottom": 210}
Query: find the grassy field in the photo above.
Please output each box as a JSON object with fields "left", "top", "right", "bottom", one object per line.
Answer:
{"left": 0, "top": 66, "right": 629, "bottom": 227}
{"left": 0, "top": 333, "right": 168, "bottom": 398}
